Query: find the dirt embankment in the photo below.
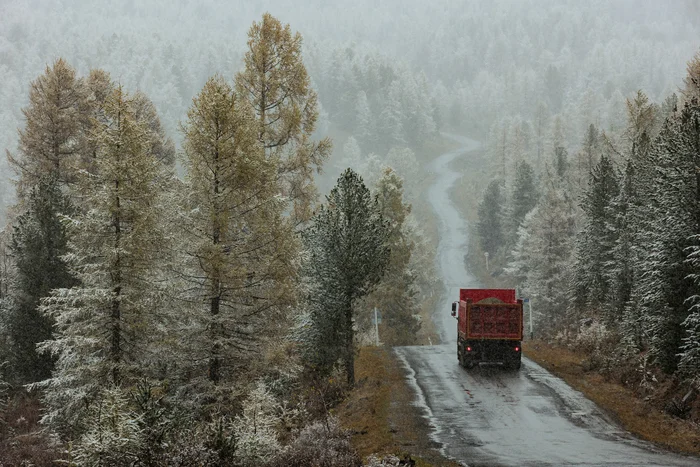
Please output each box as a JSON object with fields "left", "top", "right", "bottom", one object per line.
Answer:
{"left": 336, "top": 347, "right": 459, "bottom": 467}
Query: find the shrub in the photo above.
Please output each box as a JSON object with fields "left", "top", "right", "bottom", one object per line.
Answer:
{"left": 71, "top": 387, "right": 143, "bottom": 467}
{"left": 269, "top": 416, "right": 360, "bottom": 467}
{"left": 233, "top": 382, "right": 283, "bottom": 466}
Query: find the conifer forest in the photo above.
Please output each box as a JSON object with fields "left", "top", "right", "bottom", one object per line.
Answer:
{"left": 2, "top": 1, "right": 700, "bottom": 465}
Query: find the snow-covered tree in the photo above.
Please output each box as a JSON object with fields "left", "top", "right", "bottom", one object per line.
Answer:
{"left": 234, "top": 382, "right": 282, "bottom": 466}
{"left": 72, "top": 387, "right": 143, "bottom": 467}
{"left": 37, "top": 85, "right": 171, "bottom": 431}
{"left": 608, "top": 161, "right": 638, "bottom": 334}
{"left": 302, "top": 169, "right": 389, "bottom": 384}
{"left": 362, "top": 169, "right": 420, "bottom": 346}
{"left": 385, "top": 146, "right": 419, "bottom": 199}
{"left": 179, "top": 75, "right": 294, "bottom": 386}
{"left": 634, "top": 100, "right": 700, "bottom": 373}
{"left": 507, "top": 160, "right": 538, "bottom": 244}
{"left": 477, "top": 179, "right": 505, "bottom": 257}
{"left": 624, "top": 90, "right": 658, "bottom": 160}
{"left": 9, "top": 176, "right": 76, "bottom": 383}
{"left": 509, "top": 167, "right": 576, "bottom": 335}
{"left": 571, "top": 155, "right": 619, "bottom": 317}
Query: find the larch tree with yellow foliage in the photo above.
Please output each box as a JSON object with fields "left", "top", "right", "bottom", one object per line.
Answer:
{"left": 179, "top": 75, "right": 296, "bottom": 387}
{"left": 236, "top": 13, "right": 331, "bottom": 223}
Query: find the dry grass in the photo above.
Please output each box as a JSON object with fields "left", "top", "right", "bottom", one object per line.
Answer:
{"left": 336, "top": 347, "right": 459, "bottom": 466}
{"left": 524, "top": 340, "right": 700, "bottom": 456}
{"left": 0, "top": 391, "right": 65, "bottom": 466}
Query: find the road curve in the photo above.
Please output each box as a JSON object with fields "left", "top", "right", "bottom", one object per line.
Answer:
{"left": 394, "top": 135, "right": 697, "bottom": 466}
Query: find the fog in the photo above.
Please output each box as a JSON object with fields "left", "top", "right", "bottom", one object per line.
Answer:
{"left": 5, "top": 2, "right": 700, "bottom": 464}
{"left": 1, "top": 0, "right": 699, "bottom": 220}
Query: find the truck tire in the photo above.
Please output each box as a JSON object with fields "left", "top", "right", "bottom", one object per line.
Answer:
{"left": 504, "top": 358, "right": 521, "bottom": 371}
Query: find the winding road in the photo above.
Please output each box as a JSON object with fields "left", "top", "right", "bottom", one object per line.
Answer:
{"left": 394, "top": 135, "right": 698, "bottom": 466}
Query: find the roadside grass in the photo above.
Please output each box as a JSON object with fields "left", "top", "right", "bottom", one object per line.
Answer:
{"left": 336, "top": 347, "right": 459, "bottom": 466}
{"left": 524, "top": 340, "right": 700, "bottom": 457}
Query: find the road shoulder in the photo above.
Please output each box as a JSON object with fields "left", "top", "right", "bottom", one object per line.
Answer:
{"left": 336, "top": 346, "right": 460, "bottom": 466}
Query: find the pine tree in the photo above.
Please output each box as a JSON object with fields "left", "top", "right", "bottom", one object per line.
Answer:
{"left": 477, "top": 179, "right": 505, "bottom": 257}
{"left": 355, "top": 90, "right": 372, "bottom": 149}
{"left": 73, "top": 387, "right": 143, "bottom": 466}
{"left": 378, "top": 81, "right": 406, "bottom": 152}
{"left": 682, "top": 52, "right": 700, "bottom": 104}
{"left": 7, "top": 58, "right": 86, "bottom": 198}
{"left": 81, "top": 69, "right": 114, "bottom": 168}
{"left": 131, "top": 91, "right": 176, "bottom": 168}
{"left": 37, "top": 85, "right": 171, "bottom": 430}
{"left": 554, "top": 146, "right": 569, "bottom": 179}
{"left": 571, "top": 155, "right": 619, "bottom": 317}
{"left": 608, "top": 161, "right": 638, "bottom": 329}
{"left": 510, "top": 168, "right": 576, "bottom": 336}
{"left": 634, "top": 99, "right": 700, "bottom": 373}
{"left": 233, "top": 382, "right": 282, "bottom": 466}
{"left": 625, "top": 90, "right": 658, "bottom": 159}
{"left": 363, "top": 169, "right": 420, "bottom": 346}
{"left": 9, "top": 176, "right": 76, "bottom": 383}
{"left": 179, "top": 76, "right": 294, "bottom": 386}
{"left": 582, "top": 124, "right": 600, "bottom": 178}
{"left": 302, "top": 169, "right": 389, "bottom": 385}
{"left": 236, "top": 13, "right": 331, "bottom": 223}
{"left": 508, "top": 160, "right": 538, "bottom": 243}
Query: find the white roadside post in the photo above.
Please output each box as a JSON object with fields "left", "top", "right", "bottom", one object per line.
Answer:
{"left": 485, "top": 251, "right": 490, "bottom": 271}
{"left": 374, "top": 307, "right": 380, "bottom": 346}
{"left": 524, "top": 298, "right": 533, "bottom": 339}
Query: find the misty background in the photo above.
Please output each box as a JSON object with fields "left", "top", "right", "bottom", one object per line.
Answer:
{"left": 2, "top": 0, "right": 700, "bottom": 225}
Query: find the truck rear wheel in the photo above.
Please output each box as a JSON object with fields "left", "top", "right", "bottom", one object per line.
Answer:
{"left": 504, "top": 358, "right": 521, "bottom": 371}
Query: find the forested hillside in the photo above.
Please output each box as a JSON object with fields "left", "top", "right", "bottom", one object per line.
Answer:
{"left": 476, "top": 50, "right": 700, "bottom": 417}
{"left": 3, "top": 1, "right": 700, "bottom": 464}
{"left": 0, "top": 11, "right": 443, "bottom": 464}
{"left": 3, "top": 0, "right": 700, "bottom": 221}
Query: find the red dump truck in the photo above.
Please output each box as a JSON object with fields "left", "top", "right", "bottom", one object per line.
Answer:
{"left": 451, "top": 289, "right": 523, "bottom": 370}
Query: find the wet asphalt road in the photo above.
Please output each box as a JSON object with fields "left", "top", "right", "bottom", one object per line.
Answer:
{"left": 393, "top": 135, "right": 698, "bottom": 466}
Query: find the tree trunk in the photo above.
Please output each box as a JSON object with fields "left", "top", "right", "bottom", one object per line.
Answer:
{"left": 209, "top": 143, "right": 222, "bottom": 384}
{"left": 111, "top": 178, "right": 121, "bottom": 386}
{"left": 345, "top": 300, "right": 355, "bottom": 386}
{"left": 209, "top": 293, "right": 221, "bottom": 384}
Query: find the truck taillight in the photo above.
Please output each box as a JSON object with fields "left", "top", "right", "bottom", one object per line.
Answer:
{"left": 514, "top": 346, "right": 520, "bottom": 352}
{"left": 467, "top": 346, "right": 472, "bottom": 352}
